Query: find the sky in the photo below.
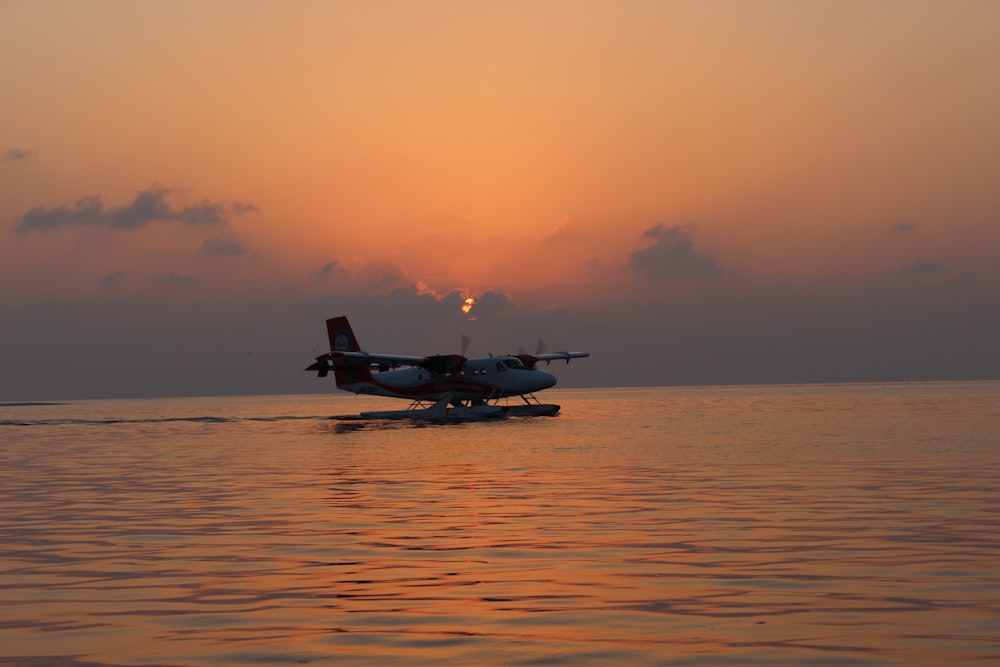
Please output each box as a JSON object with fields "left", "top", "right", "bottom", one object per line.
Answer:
{"left": 2, "top": 0, "right": 999, "bottom": 400}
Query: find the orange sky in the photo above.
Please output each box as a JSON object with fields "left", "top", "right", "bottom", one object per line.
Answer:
{"left": 3, "top": 1, "right": 999, "bottom": 397}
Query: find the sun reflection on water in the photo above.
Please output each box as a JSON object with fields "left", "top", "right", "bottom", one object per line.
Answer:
{"left": 1, "top": 384, "right": 999, "bottom": 666}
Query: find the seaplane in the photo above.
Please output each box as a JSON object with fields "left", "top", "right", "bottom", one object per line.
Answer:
{"left": 305, "top": 316, "right": 589, "bottom": 421}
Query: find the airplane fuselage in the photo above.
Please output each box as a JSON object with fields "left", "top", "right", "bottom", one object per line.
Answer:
{"left": 305, "top": 316, "right": 587, "bottom": 414}
{"left": 338, "top": 356, "right": 557, "bottom": 401}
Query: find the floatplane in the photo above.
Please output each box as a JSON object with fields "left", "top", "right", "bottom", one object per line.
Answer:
{"left": 305, "top": 316, "right": 589, "bottom": 421}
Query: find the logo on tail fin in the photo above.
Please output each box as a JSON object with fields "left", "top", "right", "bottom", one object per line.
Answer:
{"left": 333, "top": 332, "right": 352, "bottom": 351}
{"left": 325, "top": 316, "right": 360, "bottom": 352}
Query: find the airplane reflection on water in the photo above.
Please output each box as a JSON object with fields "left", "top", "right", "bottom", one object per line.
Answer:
{"left": 305, "top": 316, "right": 589, "bottom": 422}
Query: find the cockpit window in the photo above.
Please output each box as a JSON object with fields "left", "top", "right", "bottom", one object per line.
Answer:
{"left": 495, "top": 361, "right": 505, "bottom": 373}
{"left": 502, "top": 358, "right": 524, "bottom": 369}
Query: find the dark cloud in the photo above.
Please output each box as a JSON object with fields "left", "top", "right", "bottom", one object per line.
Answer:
{"left": 890, "top": 222, "right": 916, "bottom": 233}
{"left": 98, "top": 270, "right": 125, "bottom": 288}
{"left": 4, "top": 273, "right": 1000, "bottom": 400}
{"left": 906, "top": 259, "right": 945, "bottom": 276}
{"left": 324, "top": 285, "right": 574, "bottom": 362}
{"left": 3, "top": 148, "right": 35, "bottom": 162}
{"left": 201, "top": 237, "right": 245, "bottom": 257}
{"left": 629, "top": 224, "right": 723, "bottom": 281}
{"left": 469, "top": 290, "right": 508, "bottom": 319}
{"left": 161, "top": 272, "right": 198, "bottom": 286}
{"left": 14, "top": 186, "right": 256, "bottom": 234}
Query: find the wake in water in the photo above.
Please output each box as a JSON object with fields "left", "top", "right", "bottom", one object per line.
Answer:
{"left": 1, "top": 399, "right": 529, "bottom": 429}
{"left": 0, "top": 414, "right": 329, "bottom": 427}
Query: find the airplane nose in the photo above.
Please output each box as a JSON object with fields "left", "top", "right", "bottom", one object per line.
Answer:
{"left": 537, "top": 370, "right": 557, "bottom": 390}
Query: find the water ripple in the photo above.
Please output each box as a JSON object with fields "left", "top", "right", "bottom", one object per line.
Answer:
{"left": 2, "top": 387, "right": 999, "bottom": 666}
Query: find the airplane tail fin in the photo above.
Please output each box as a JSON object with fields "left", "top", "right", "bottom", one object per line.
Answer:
{"left": 326, "top": 316, "right": 361, "bottom": 353}
{"left": 322, "top": 316, "right": 373, "bottom": 389}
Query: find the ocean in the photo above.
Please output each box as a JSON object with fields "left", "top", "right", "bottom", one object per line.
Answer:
{"left": 2, "top": 383, "right": 999, "bottom": 666}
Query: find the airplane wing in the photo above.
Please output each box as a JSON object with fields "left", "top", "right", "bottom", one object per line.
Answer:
{"left": 306, "top": 351, "right": 428, "bottom": 377}
{"left": 307, "top": 316, "right": 467, "bottom": 377}
{"left": 323, "top": 351, "right": 427, "bottom": 367}
{"left": 534, "top": 351, "right": 590, "bottom": 364}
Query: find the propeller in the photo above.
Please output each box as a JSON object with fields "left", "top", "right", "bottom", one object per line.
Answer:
{"left": 461, "top": 334, "right": 471, "bottom": 357}
{"left": 512, "top": 339, "right": 547, "bottom": 369}
{"left": 518, "top": 339, "right": 545, "bottom": 355}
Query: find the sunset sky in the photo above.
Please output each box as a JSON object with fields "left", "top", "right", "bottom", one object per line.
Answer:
{"left": 3, "top": 1, "right": 999, "bottom": 400}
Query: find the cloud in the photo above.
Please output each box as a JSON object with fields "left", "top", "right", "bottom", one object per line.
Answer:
{"left": 890, "top": 222, "right": 916, "bottom": 233}
{"left": 161, "top": 272, "right": 198, "bottom": 286}
{"left": 201, "top": 237, "right": 246, "bottom": 257}
{"left": 469, "top": 289, "right": 509, "bottom": 319}
{"left": 906, "top": 259, "right": 945, "bottom": 276}
{"left": 6, "top": 266, "right": 1000, "bottom": 401}
{"left": 98, "top": 270, "right": 125, "bottom": 288}
{"left": 230, "top": 201, "right": 258, "bottom": 215}
{"left": 629, "top": 224, "right": 723, "bottom": 281}
{"left": 14, "top": 186, "right": 256, "bottom": 234}
{"left": 3, "top": 148, "right": 35, "bottom": 162}
{"left": 542, "top": 216, "right": 578, "bottom": 244}
{"left": 332, "top": 260, "right": 410, "bottom": 293}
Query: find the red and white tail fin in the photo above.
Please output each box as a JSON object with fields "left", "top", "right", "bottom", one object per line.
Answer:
{"left": 326, "top": 316, "right": 361, "bottom": 353}
{"left": 323, "top": 316, "right": 372, "bottom": 389}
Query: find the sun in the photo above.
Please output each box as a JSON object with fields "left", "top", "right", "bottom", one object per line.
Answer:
{"left": 461, "top": 297, "right": 477, "bottom": 320}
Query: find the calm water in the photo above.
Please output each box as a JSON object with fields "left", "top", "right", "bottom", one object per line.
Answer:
{"left": 2, "top": 383, "right": 999, "bottom": 667}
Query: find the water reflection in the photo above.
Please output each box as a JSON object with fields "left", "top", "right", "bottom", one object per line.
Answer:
{"left": 1, "top": 385, "right": 999, "bottom": 666}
